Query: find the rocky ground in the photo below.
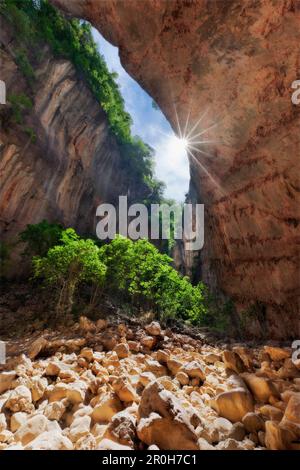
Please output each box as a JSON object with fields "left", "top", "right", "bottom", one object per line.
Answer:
{"left": 0, "top": 315, "right": 299, "bottom": 451}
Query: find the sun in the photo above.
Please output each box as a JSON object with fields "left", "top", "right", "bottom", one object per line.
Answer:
{"left": 176, "top": 136, "right": 189, "bottom": 151}
{"left": 171, "top": 135, "right": 188, "bottom": 152}
{"left": 169, "top": 135, "right": 189, "bottom": 154}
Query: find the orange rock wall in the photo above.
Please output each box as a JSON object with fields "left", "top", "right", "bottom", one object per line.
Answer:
{"left": 51, "top": 0, "right": 300, "bottom": 338}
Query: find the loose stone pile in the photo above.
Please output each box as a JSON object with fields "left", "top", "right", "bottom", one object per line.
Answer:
{"left": 0, "top": 317, "right": 299, "bottom": 450}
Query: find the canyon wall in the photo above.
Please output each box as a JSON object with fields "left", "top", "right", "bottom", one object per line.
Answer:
{"left": 52, "top": 0, "right": 300, "bottom": 338}
{"left": 0, "top": 21, "right": 145, "bottom": 257}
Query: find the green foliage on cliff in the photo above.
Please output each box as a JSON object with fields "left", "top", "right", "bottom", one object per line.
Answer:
{"left": 7, "top": 93, "right": 33, "bottom": 124}
{"left": 1, "top": 0, "right": 165, "bottom": 203}
{"left": 119, "top": 137, "right": 166, "bottom": 207}
{"left": 2, "top": 0, "right": 132, "bottom": 141}
{"left": 31, "top": 225, "right": 207, "bottom": 324}
{"left": 5, "top": 93, "right": 36, "bottom": 141}
{"left": 24, "top": 126, "right": 37, "bottom": 143}
{"left": 15, "top": 49, "right": 35, "bottom": 85}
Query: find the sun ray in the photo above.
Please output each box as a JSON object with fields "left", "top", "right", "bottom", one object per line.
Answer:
{"left": 187, "top": 139, "right": 223, "bottom": 146}
{"left": 183, "top": 108, "right": 191, "bottom": 139}
{"left": 187, "top": 144, "right": 216, "bottom": 158}
{"left": 187, "top": 148, "right": 225, "bottom": 196}
{"left": 186, "top": 108, "right": 209, "bottom": 139}
{"left": 155, "top": 127, "right": 175, "bottom": 139}
{"left": 181, "top": 111, "right": 256, "bottom": 286}
{"left": 173, "top": 103, "right": 183, "bottom": 139}
{"left": 188, "top": 120, "right": 220, "bottom": 141}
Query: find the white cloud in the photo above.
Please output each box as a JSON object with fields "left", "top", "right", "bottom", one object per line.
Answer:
{"left": 152, "top": 132, "right": 190, "bottom": 200}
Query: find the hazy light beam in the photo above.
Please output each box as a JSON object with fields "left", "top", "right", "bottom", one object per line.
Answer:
{"left": 187, "top": 144, "right": 216, "bottom": 158}
{"left": 186, "top": 108, "right": 209, "bottom": 139}
{"left": 187, "top": 148, "right": 225, "bottom": 197}
{"left": 173, "top": 103, "right": 183, "bottom": 140}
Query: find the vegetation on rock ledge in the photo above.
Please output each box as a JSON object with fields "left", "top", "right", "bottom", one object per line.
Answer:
{"left": 1, "top": 0, "right": 166, "bottom": 206}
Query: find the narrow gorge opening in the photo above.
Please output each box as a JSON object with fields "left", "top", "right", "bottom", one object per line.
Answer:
{"left": 92, "top": 29, "right": 190, "bottom": 203}
{"left": 0, "top": 0, "right": 208, "bottom": 334}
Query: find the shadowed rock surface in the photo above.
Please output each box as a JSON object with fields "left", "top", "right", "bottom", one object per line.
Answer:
{"left": 0, "top": 20, "right": 147, "bottom": 273}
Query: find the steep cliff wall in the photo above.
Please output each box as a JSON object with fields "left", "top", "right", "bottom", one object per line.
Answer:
{"left": 52, "top": 0, "right": 300, "bottom": 338}
{"left": 0, "top": 20, "right": 145, "bottom": 249}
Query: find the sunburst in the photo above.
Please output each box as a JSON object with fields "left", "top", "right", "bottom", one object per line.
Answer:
{"left": 170, "top": 105, "right": 226, "bottom": 196}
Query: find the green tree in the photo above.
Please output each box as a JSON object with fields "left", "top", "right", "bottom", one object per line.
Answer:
{"left": 19, "top": 220, "right": 63, "bottom": 257}
{"left": 33, "top": 228, "right": 106, "bottom": 316}
{"left": 99, "top": 236, "right": 207, "bottom": 323}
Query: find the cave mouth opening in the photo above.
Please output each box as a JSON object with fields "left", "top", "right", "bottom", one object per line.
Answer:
{"left": 92, "top": 28, "right": 190, "bottom": 203}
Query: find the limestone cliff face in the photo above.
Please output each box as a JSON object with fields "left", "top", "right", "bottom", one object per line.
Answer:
{"left": 0, "top": 21, "right": 144, "bottom": 251}
{"left": 52, "top": 0, "right": 300, "bottom": 338}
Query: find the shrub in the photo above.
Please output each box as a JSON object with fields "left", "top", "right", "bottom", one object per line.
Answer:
{"left": 199, "top": 292, "right": 236, "bottom": 333}
{"left": 33, "top": 228, "right": 106, "bottom": 316}
{"left": 99, "top": 236, "right": 207, "bottom": 323}
{"left": 27, "top": 226, "right": 208, "bottom": 325}
{"left": 24, "top": 126, "right": 36, "bottom": 142}
{"left": 15, "top": 49, "right": 35, "bottom": 84}
{"left": 7, "top": 93, "right": 33, "bottom": 125}
{"left": 19, "top": 220, "right": 63, "bottom": 257}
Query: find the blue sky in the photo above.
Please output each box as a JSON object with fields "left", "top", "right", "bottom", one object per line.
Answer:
{"left": 92, "top": 29, "right": 190, "bottom": 202}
